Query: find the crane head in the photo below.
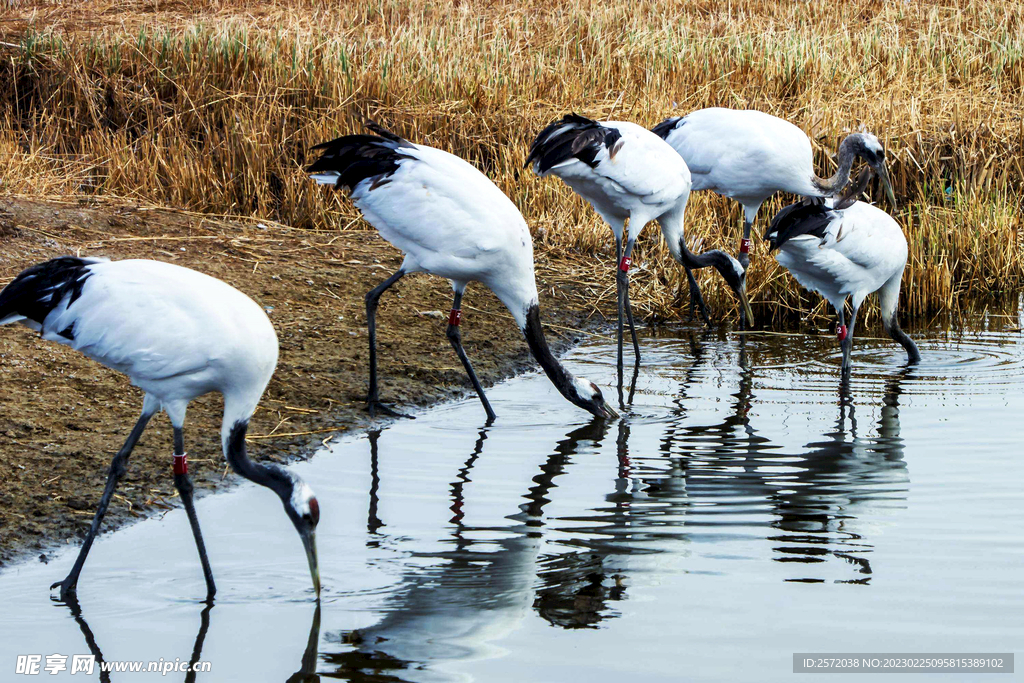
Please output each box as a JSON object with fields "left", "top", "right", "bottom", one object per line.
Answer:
{"left": 571, "top": 377, "right": 619, "bottom": 420}
{"left": 285, "top": 477, "right": 321, "bottom": 598}
{"left": 849, "top": 133, "right": 896, "bottom": 207}
{"left": 708, "top": 251, "right": 755, "bottom": 328}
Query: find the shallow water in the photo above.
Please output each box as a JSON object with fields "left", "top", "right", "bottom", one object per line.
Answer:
{"left": 1, "top": 314, "right": 1023, "bottom": 682}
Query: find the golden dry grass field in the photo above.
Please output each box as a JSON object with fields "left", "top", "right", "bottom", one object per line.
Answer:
{"left": 1, "top": 0, "right": 1022, "bottom": 325}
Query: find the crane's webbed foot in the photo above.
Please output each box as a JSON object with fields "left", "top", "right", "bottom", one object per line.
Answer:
{"left": 50, "top": 576, "right": 78, "bottom": 602}
{"left": 367, "top": 399, "right": 414, "bottom": 419}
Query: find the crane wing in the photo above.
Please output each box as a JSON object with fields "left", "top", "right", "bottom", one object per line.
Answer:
{"left": 527, "top": 114, "right": 688, "bottom": 205}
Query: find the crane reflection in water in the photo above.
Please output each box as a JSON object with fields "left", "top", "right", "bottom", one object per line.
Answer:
{"left": 321, "top": 336, "right": 911, "bottom": 680}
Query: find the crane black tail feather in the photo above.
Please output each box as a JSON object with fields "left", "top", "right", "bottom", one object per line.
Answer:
{"left": 0, "top": 256, "right": 101, "bottom": 330}
{"left": 307, "top": 123, "right": 414, "bottom": 192}
{"left": 764, "top": 199, "right": 833, "bottom": 252}
{"left": 525, "top": 113, "right": 622, "bottom": 174}
{"left": 650, "top": 117, "right": 683, "bottom": 140}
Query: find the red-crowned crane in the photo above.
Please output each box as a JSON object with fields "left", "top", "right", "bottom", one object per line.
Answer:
{"left": 0, "top": 257, "right": 321, "bottom": 601}
{"left": 525, "top": 114, "right": 751, "bottom": 401}
{"left": 307, "top": 122, "right": 617, "bottom": 422}
{"left": 765, "top": 170, "right": 919, "bottom": 375}
{"left": 652, "top": 108, "right": 895, "bottom": 326}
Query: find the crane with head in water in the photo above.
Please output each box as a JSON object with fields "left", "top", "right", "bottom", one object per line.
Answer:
{"left": 765, "top": 170, "right": 920, "bottom": 375}
{"left": 652, "top": 108, "right": 896, "bottom": 326}
{"left": 0, "top": 257, "right": 321, "bottom": 601}
{"left": 307, "top": 122, "right": 617, "bottom": 422}
{"left": 525, "top": 113, "right": 751, "bottom": 400}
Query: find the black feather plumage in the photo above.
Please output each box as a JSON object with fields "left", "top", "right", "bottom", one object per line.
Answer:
{"left": 764, "top": 198, "right": 834, "bottom": 252}
{"left": 525, "top": 113, "right": 622, "bottom": 174}
{"left": 650, "top": 116, "right": 682, "bottom": 140}
{"left": 0, "top": 256, "right": 98, "bottom": 337}
{"left": 307, "top": 125, "right": 413, "bottom": 192}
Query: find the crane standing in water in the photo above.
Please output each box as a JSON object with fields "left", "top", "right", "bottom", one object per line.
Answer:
{"left": 0, "top": 257, "right": 321, "bottom": 601}
{"left": 765, "top": 170, "right": 920, "bottom": 374}
{"left": 526, "top": 113, "right": 750, "bottom": 400}
{"left": 652, "top": 108, "right": 896, "bottom": 326}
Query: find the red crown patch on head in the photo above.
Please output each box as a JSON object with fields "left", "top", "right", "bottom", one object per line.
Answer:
{"left": 308, "top": 497, "right": 320, "bottom": 526}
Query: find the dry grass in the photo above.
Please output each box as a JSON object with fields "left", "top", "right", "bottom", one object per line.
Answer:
{"left": 1, "top": 0, "right": 1022, "bottom": 325}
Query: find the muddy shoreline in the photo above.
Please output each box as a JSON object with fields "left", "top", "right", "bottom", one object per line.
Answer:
{"left": 0, "top": 196, "right": 610, "bottom": 567}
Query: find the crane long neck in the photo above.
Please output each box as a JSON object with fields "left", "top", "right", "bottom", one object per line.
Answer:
{"left": 885, "top": 315, "right": 921, "bottom": 364}
{"left": 224, "top": 419, "right": 293, "bottom": 500}
{"left": 680, "top": 242, "right": 723, "bottom": 270}
{"left": 879, "top": 272, "right": 920, "bottom": 364}
{"left": 812, "top": 135, "right": 857, "bottom": 196}
{"left": 522, "top": 303, "right": 576, "bottom": 397}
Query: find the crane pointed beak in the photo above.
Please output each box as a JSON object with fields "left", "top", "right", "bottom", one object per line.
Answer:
{"left": 738, "top": 284, "right": 755, "bottom": 328}
{"left": 301, "top": 529, "right": 321, "bottom": 598}
{"left": 876, "top": 164, "right": 896, "bottom": 207}
{"left": 599, "top": 398, "right": 619, "bottom": 420}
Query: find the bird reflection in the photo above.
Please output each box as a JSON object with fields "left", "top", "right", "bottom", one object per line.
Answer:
{"left": 54, "top": 596, "right": 320, "bottom": 682}
{"left": 772, "top": 372, "right": 910, "bottom": 583}
{"left": 598, "top": 333, "right": 911, "bottom": 584}
{"left": 323, "top": 419, "right": 613, "bottom": 680}
{"left": 367, "top": 430, "right": 385, "bottom": 535}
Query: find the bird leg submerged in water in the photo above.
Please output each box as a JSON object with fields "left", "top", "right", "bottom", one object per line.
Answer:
{"left": 51, "top": 410, "right": 154, "bottom": 602}
{"left": 445, "top": 288, "right": 496, "bottom": 421}
{"left": 615, "top": 237, "right": 641, "bottom": 407}
{"left": 172, "top": 426, "right": 217, "bottom": 602}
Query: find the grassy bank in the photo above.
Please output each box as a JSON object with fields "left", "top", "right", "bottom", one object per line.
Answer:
{"left": 1, "top": 0, "right": 1022, "bottom": 324}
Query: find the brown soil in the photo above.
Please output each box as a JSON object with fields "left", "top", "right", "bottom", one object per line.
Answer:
{"left": 0, "top": 196, "right": 607, "bottom": 566}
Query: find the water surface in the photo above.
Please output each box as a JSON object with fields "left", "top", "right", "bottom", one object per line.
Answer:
{"left": 1, "top": 315, "right": 1022, "bottom": 682}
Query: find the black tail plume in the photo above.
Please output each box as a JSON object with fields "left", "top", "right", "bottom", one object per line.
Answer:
{"left": 650, "top": 116, "right": 682, "bottom": 140}
{"left": 524, "top": 113, "right": 621, "bottom": 174}
{"left": 0, "top": 256, "right": 99, "bottom": 329}
{"left": 307, "top": 123, "right": 413, "bottom": 192}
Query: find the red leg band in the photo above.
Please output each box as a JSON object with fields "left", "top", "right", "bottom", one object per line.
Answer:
{"left": 173, "top": 453, "right": 188, "bottom": 475}
{"left": 448, "top": 308, "right": 462, "bottom": 326}
{"left": 740, "top": 238, "right": 751, "bottom": 254}
{"left": 837, "top": 324, "right": 848, "bottom": 341}
{"left": 619, "top": 256, "right": 631, "bottom": 273}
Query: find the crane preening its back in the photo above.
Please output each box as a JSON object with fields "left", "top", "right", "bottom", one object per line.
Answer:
{"left": 525, "top": 113, "right": 750, "bottom": 402}
{"left": 0, "top": 257, "right": 321, "bottom": 602}
{"left": 652, "top": 108, "right": 896, "bottom": 326}
{"left": 765, "top": 170, "right": 920, "bottom": 374}
{"left": 307, "top": 122, "right": 617, "bottom": 421}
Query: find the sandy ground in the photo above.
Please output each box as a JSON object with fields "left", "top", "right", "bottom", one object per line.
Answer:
{"left": 0, "top": 196, "right": 608, "bottom": 566}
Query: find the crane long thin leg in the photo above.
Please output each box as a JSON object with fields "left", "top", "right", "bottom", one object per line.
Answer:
{"left": 616, "top": 237, "right": 639, "bottom": 408}
{"left": 624, "top": 276, "right": 641, "bottom": 372}
{"left": 172, "top": 427, "right": 217, "bottom": 602}
{"left": 365, "top": 269, "right": 411, "bottom": 418}
{"left": 615, "top": 237, "right": 626, "bottom": 407}
{"left": 739, "top": 218, "right": 753, "bottom": 271}
{"left": 445, "top": 290, "right": 496, "bottom": 421}
{"left": 841, "top": 303, "right": 862, "bottom": 377}
{"left": 738, "top": 217, "right": 754, "bottom": 330}
{"left": 835, "top": 304, "right": 848, "bottom": 375}
{"left": 51, "top": 410, "right": 154, "bottom": 601}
